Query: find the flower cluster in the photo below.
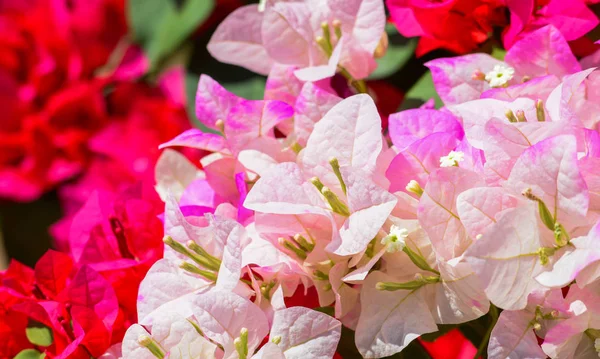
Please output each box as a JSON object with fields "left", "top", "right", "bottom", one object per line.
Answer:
{"left": 2, "top": 0, "right": 600, "bottom": 358}
{"left": 113, "top": 3, "right": 600, "bottom": 355}
{"left": 386, "top": 0, "right": 600, "bottom": 56}
{"left": 0, "top": 0, "right": 130, "bottom": 201}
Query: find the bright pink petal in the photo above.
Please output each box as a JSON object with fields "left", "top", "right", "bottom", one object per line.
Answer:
{"left": 195, "top": 75, "right": 242, "bottom": 130}
{"left": 159, "top": 129, "right": 229, "bottom": 153}
{"left": 388, "top": 109, "right": 464, "bottom": 150}
{"left": 505, "top": 25, "right": 581, "bottom": 79}
{"left": 426, "top": 54, "right": 505, "bottom": 105}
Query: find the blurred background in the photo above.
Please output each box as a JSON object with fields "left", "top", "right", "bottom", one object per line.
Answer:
{"left": 0, "top": 0, "right": 599, "bottom": 270}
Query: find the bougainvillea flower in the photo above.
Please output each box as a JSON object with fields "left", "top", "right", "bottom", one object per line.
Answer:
{"left": 427, "top": 25, "right": 581, "bottom": 105}
{"left": 0, "top": 250, "right": 124, "bottom": 358}
{"left": 487, "top": 289, "right": 568, "bottom": 359}
{"left": 541, "top": 286, "right": 600, "bottom": 358}
{"left": 209, "top": 0, "right": 386, "bottom": 80}
{"left": 355, "top": 235, "right": 488, "bottom": 357}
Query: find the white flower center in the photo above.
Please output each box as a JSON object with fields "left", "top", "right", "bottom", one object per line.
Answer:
{"left": 381, "top": 225, "right": 409, "bottom": 253}
{"left": 485, "top": 64, "right": 515, "bottom": 88}
{"left": 440, "top": 150, "right": 465, "bottom": 167}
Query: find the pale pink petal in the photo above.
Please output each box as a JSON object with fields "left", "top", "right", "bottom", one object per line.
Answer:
{"left": 329, "top": 261, "right": 359, "bottom": 318}
{"left": 580, "top": 157, "right": 600, "bottom": 212}
{"left": 537, "top": 222, "right": 600, "bottom": 288}
{"left": 506, "top": 135, "right": 589, "bottom": 226}
{"left": 122, "top": 324, "right": 156, "bottom": 359}
{"left": 488, "top": 310, "right": 546, "bottom": 359}
{"left": 269, "top": 307, "right": 342, "bottom": 359}
{"left": 464, "top": 204, "right": 545, "bottom": 310}
{"left": 154, "top": 149, "right": 202, "bottom": 202}
{"left": 216, "top": 223, "right": 248, "bottom": 292}
{"left": 355, "top": 271, "right": 437, "bottom": 358}
{"left": 448, "top": 98, "right": 537, "bottom": 150}
{"left": 456, "top": 187, "right": 520, "bottom": 239}
{"left": 252, "top": 343, "right": 285, "bottom": 359}
{"left": 426, "top": 54, "right": 505, "bottom": 105}
{"left": 262, "top": 3, "right": 315, "bottom": 67}
{"left": 433, "top": 261, "right": 489, "bottom": 324}
{"left": 302, "top": 94, "right": 382, "bottom": 185}
{"left": 203, "top": 155, "right": 239, "bottom": 204}
{"left": 328, "top": 0, "right": 385, "bottom": 54}
{"left": 137, "top": 259, "right": 211, "bottom": 324}
{"left": 294, "top": 39, "right": 343, "bottom": 82}
{"left": 386, "top": 132, "right": 461, "bottom": 193}
{"left": 481, "top": 75, "right": 561, "bottom": 102}
{"left": 418, "top": 167, "right": 485, "bottom": 260}
{"left": 265, "top": 64, "right": 304, "bottom": 105}
{"left": 542, "top": 311, "right": 593, "bottom": 359}
{"left": 225, "top": 100, "right": 294, "bottom": 154}
{"left": 207, "top": 5, "right": 274, "bottom": 75}
{"left": 190, "top": 289, "right": 269, "bottom": 357}
{"left": 546, "top": 68, "right": 600, "bottom": 128}
{"left": 294, "top": 82, "right": 342, "bottom": 147}
{"left": 330, "top": 168, "right": 397, "bottom": 256}
{"left": 244, "top": 162, "right": 327, "bottom": 215}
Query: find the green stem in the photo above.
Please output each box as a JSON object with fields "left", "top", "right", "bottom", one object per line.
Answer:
{"left": 338, "top": 66, "right": 368, "bottom": 94}
{"left": 474, "top": 304, "right": 499, "bottom": 359}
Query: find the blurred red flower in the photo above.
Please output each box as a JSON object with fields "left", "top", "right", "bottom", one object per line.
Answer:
{"left": 0, "top": 0, "right": 128, "bottom": 201}
{"left": 387, "top": 0, "right": 506, "bottom": 56}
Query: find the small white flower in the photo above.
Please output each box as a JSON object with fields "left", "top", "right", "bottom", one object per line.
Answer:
{"left": 595, "top": 338, "right": 600, "bottom": 355}
{"left": 485, "top": 64, "right": 515, "bottom": 88}
{"left": 440, "top": 150, "right": 465, "bottom": 167}
{"left": 381, "top": 225, "right": 409, "bottom": 253}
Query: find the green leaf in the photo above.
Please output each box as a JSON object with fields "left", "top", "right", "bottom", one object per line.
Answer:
{"left": 129, "top": 0, "right": 215, "bottom": 67}
{"left": 222, "top": 77, "right": 266, "bottom": 100}
{"left": 127, "top": 0, "right": 172, "bottom": 43}
{"left": 313, "top": 306, "right": 335, "bottom": 317}
{"left": 26, "top": 325, "right": 53, "bottom": 347}
{"left": 369, "top": 25, "right": 417, "bottom": 80}
{"left": 400, "top": 71, "right": 443, "bottom": 110}
{"left": 13, "top": 349, "right": 44, "bottom": 359}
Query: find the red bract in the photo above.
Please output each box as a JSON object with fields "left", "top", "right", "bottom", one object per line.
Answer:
{"left": 420, "top": 329, "right": 479, "bottom": 359}
{"left": 387, "top": 0, "right": 506, "bottom": 56}
{"left": 0, "top": 0, "right": 127, "bottom": 201}
{"left": 0, "top": 251, "right": 122, "bottom": 358}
